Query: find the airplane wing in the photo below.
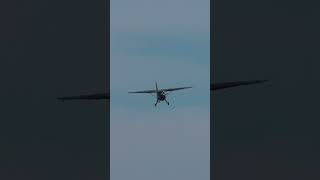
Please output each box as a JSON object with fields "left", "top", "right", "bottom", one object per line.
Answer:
{"left": 159, "top": 86, "right": 192, "bottom": 92}
{"left": 128, "top": 89, "right": 159, "bottom": 93}
{"left": 211, "top": 80, "right": 267, "bottom": 90}
{"left": 128, "top": 87, "right": 192, "bottom": 93}
{"left": 57, "top": 93, "right": 109, "bottom": 101}
{"left": 56, "top": 80, "right": 266, "bottom": 101}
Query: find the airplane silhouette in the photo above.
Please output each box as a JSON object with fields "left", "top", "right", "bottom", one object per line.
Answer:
{"left": 57, "top": 80, "right": 267, "bottom": 101}
{"left": 128, "top": 82, "right": 192, "bottom": 106}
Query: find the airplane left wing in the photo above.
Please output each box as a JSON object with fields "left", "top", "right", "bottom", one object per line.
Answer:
{"left": 128, "top": 89, "right": 159, "bottom": 93}
{"left": 57, "top": 93, "right": 109, "bottom": 101}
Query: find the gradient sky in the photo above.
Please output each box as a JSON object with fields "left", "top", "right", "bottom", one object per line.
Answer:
{"left": 110, "top": 0, "right": 210, "bottom": 180}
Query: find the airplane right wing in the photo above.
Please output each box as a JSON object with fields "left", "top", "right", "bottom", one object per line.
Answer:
{"left": 57, "top": 93, "right": 109, "bottom": 101}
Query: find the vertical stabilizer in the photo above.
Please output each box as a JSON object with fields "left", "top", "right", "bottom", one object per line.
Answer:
{"left": 155, "top": 81, "right": 158, "bottom": 91}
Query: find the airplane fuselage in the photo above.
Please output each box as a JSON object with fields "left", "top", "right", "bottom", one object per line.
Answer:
{"left": 157, "top": 91, "right": 166, "bottom": 101}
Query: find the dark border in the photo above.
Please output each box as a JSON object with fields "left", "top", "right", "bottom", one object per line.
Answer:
{"left": 106, "top": 0, "right": 110, "bottom": 179}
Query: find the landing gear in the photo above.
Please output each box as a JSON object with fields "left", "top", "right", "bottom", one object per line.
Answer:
{"left": 165, "top": 99, "right": 170, "bottom": 106}
{"left": 154, "top": 97, "right": 170, "bottom": 106}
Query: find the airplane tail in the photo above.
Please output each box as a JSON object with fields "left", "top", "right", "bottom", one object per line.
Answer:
{"left": 155, "top": 81, "right": 158, "bottom": 91}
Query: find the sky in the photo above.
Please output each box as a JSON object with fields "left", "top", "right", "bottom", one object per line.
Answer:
{"left": 110, "top": 0, "right": 210, "bottom": 180}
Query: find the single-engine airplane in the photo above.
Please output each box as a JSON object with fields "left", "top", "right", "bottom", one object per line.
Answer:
{"left": 57, "top": 80, "right": 267, "bottom": 102}
{"left": 128, "top": 82, "right": 192, "bottom": 106}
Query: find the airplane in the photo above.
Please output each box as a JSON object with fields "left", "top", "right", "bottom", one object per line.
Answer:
{"left": 57, "top": 80, "right": 267, "bottom": 102}
{"left": 128, "top": 82, "right": 192, "bottom": 106}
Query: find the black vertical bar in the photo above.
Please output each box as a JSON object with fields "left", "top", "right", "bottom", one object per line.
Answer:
{"left": 105, "top": 0, "right": 110, "bottom": 179}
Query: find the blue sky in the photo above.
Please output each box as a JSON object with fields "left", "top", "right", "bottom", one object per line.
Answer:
{"left": 110, "top": 0, "right": 210, "bottom": 180}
